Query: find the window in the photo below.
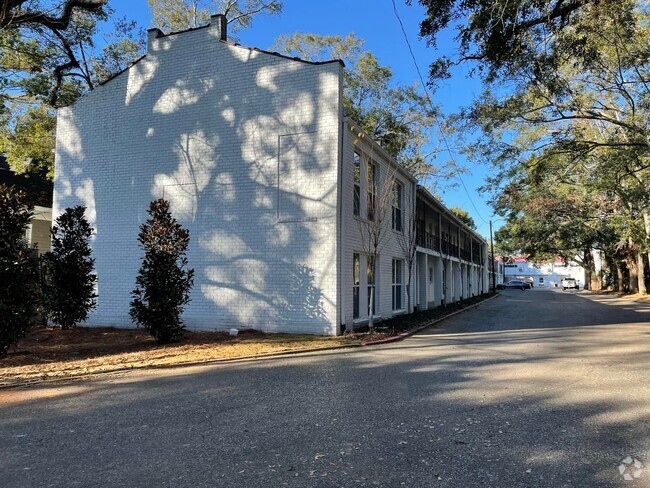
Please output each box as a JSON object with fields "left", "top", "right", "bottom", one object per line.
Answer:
{"left": 367, "top": 161, "right": 376, "bottom": 221}
{"left": 392, "top": 259, "right": 403, "bottom": 311}
{"left": 353, "top": 253, "right": 360, "bottom": 319}
{"left": 367, "top": 257, "right": 376, "bottom": 316}
{"left": 353, "top": 152, "right": 361, "bottom": 216}
{"left": 391, "top": 180, "right": 402, "bottom": 232}
{"left": 429, "top": 266, "right": 433, "bottom": 284}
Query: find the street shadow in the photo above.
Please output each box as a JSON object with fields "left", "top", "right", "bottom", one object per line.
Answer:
{"left": 2, "top": 305, "right": 649, "bottom": 487}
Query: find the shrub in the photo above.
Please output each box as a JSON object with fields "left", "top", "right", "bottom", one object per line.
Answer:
{"left": 44, "top": 206, "right": 97, "bottom": 328}
{"left": 0, "top": 185, "right": 40, "bottom": 357}
{"left": 130, "top": 199, "right": 194, "bottom": 343}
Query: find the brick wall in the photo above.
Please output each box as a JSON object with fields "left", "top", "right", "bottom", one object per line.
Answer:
{"left": 54, "top": 22, "right": 343, "bottom": 335}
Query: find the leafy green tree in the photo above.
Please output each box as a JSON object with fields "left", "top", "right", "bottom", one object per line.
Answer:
{"left": 130, "top": 199, "right": 194, "bottom": 343}
{"left": 449, "top": 207, "right": 476, "bottom": 230}
{"left": 415, "top": 0, "right": 650, "bottom": 292}
{"left": 148, "top": 0, "right": 282, "bottom": 36}
{"left": 44, "top": 206, "right": 97, "bottom": 329}
{"left": 0, "top": 106, "right": 56, "bottom": 179}
{"left": 0, "top": 184, "right": 40, "bottom": 357}
{"left": 1, "top": 4, "right": 145, "bottom": 178}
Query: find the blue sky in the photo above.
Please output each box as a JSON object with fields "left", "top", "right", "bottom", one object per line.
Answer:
{"left": 108, "top": 0, "right": 497, "bottom": 237}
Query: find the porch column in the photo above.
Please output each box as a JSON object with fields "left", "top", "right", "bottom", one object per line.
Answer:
{"left": 434, "top": 255, "right": 443, "bottom": 306}
{"left": 417, "top": 252, "right": 428, "bottom": 311}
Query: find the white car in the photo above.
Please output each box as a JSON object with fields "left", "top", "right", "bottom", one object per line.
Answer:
{"left": 561, "top": 278, "right": 579, "bottom": 290}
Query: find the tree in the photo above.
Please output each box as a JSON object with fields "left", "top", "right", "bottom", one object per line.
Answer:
{"left": 0, "top": 0, "right": 115, "bottom": 105}
{"left": 356, "top": 143, "right": 397, "bottom": 332}
{"left": 415, "top": 0, "right": 650, "bottom": 293}
{"left": 1, "top": 5, "right": 145, "bottom": 177}
{"left": 0, "top": 105, "right": 56, "bottom": 179}
{"left": 396, "top": 182, "right": 417, "bottom": 313}
{"left": 130, "top": 199, "right": 194, "bottom": 343}
{"left": 44, "top": 206, "right": 97, "bottom": 328}
{"left": 148, "top": 0, "right": 282, "bottom": 36}
{"left": 0, "top": 184, "right": 40, "bottom": 357}
{"left": 449, "top": 207, "right": 476, "bottom": 230}
{"left": 412, "top": 0, "right": 622, "bottom": 82}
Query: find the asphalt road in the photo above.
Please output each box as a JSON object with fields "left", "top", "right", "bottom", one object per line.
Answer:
{"left": 2, "top": 288, "right": 649, "bottom": 487}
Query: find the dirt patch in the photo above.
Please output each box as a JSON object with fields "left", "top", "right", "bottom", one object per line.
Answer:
{"left": 0, "top": 327, "right": 387, "bottom": 388}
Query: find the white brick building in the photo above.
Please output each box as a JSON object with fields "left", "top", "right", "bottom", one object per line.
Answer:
{"left": 54, "top": 15, "right": 488, "bottom": 335}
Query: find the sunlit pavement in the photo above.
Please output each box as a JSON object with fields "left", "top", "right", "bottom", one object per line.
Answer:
{"left": 2, "top": 288, "right": 649, "bottom": 487}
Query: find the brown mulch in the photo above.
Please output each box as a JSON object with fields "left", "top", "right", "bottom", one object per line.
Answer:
{"left": 0, "top": 326, "right": 389, "bottom": 387}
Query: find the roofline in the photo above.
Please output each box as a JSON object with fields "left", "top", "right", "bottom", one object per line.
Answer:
{"left": 344, "top": 116, "right": 417, "bottom": 184}
{"left": 147, "top": 23, "right": 345, "bottom": 67}
{"left": 417, "top": 185, "right": 487, "bottom": 243}
{"left": 80, "top": 24, "right": 344, "bottom": 100}
{"left": 98, "top": 54, "right": 147, "bottom": 88}
{"left": 221, "top": 40, "right": 344, "bottom": 67}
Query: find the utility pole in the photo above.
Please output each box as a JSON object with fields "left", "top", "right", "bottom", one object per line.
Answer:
{"left": 489, "top": 220, "right": 496, "bottom": 292}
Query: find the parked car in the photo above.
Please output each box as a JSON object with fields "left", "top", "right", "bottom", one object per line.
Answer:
{"left": 561, "top": 278, "right": 579, "bottom": 290}
{"left": 496, "top": 280, "right": 529, "bottom": 290}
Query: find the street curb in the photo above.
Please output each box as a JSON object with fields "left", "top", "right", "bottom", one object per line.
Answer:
{"left": 361, "top": 293, "right": 501, "bottom": 345}
{"left": 0, "top": 294, "right": 500, "bottom": 390}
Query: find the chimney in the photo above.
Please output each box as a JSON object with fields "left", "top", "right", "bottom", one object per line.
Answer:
{"left": 209, "top": 14, "right": 227, "bottom": 41}
{"left": 147, "top": 28, "right": 163, "bottom": 51}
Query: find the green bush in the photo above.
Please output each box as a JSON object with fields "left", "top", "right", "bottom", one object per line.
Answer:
{"left": 130, "top": 199, "right": 194, "bottom": 343}
{"left": 44, "top": 206, "right": 97, "bottom": 328}
{"left": 0, "top": 185, "right": 40, "bottom": 357}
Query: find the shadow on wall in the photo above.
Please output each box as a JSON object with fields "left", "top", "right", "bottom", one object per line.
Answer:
{"left": 54, "top": 25, "right": 341, "bottom": 334}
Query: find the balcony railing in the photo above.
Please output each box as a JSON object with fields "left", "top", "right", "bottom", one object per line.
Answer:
{"left": 416, "top": 230, "right": 440, "bottom": 252}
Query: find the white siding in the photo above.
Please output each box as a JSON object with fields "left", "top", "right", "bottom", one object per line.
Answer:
{"left": 340, "top": 121, "right": 417, "bottom": 329}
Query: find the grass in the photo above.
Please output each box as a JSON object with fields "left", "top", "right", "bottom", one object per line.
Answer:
{"left": 0, "top": 293, "right": 495, "bottom": 388}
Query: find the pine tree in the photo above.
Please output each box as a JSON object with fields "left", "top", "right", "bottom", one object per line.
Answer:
{"left": 0, "top": 185, "right": 39, "bottom": 357}
{"left": 45, "top": 206, "right": 97, "bottom": 329}
{"left": 130, "top": 199, "right": 194, "bottom": 343}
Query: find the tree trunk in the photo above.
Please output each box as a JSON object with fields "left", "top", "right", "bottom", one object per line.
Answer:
{"left": 641, "top": 207, "right": 650, "bottom": 293}
{"left": 406, "top": 283, "right": 411, "bottom": 314}
{"left": 626, "top": 255, "right": 639, "bottom": 293}
{"left": 616, "top": 261, "right": 625, "bottom": 292}
{"left": 637, "top": 249, "right": 647, "bottom": 295}
{"left": 368, "top": 285, "right": 374, "bottom": 333}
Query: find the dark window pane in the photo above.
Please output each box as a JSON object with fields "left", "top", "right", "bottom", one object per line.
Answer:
{"left": 353, "top": 184, "right": 360, "bottom": 216}
{"left": 353, "top": 288, "right": 359, "bottom": 319}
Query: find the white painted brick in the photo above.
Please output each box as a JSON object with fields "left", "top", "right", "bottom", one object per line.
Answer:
{"left": 54, "top": 27, "right": 343, "bottom": 335}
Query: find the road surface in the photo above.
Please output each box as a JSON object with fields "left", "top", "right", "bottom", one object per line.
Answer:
{"left": 2, "top": 288, "right": 649, "bottom": 487}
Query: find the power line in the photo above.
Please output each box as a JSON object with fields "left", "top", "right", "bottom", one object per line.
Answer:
{"left": 390, "top": 0, "right": 488, "bottom": 225}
